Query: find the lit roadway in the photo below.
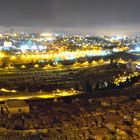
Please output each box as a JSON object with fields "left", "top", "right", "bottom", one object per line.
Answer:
{"left": 0, "top": 89, "right": 80, "bottom": 102}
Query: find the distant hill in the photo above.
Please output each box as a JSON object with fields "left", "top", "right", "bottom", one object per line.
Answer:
{"left": 108, "top": 52, "right": 140, "bottom": 61}
{"left": 86, "top": 51, "right": 140, "bottom": 61}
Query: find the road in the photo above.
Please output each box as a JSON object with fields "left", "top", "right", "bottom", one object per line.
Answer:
{"left": 0, "top": 89, "right": 80, "bottom": 101}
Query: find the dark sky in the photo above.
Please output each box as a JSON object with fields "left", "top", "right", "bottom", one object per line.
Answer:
{"left": 0, "top": 0, "right": 140, "bottom": 35}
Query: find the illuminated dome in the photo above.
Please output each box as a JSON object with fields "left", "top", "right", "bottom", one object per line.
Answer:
{"left": 4, "top": 41, "right": 12, "bottom": 47}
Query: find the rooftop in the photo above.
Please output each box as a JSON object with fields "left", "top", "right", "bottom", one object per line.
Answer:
{"left": 5, "top": 100, "right": 28, "bottom": 108}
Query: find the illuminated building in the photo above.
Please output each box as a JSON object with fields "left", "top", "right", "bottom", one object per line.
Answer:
{"left": 5, "top": 100, "right": 29, "bottom": 114}
{"left": 3, "top": 40, "right": 12, "bottom": 50}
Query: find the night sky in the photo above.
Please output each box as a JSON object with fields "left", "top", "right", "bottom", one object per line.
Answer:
{"left": 0, "top": 0, "right": 140, "bottom": 36}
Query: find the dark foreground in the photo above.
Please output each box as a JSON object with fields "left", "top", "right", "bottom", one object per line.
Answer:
{"left": 0, "top": 86, "right": 140, "bottom": 140}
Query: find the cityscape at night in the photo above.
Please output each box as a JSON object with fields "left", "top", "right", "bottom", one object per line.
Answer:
{"left": 0, "top": 0, "right": 140, "bottom": 140}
